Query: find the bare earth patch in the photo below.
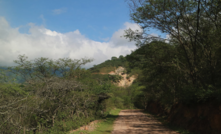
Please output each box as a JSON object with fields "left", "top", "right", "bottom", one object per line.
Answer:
{"left": 70, "top": 120, "right": 101, "bottom": 133}
{"left": 112, "top": 109, "right": 179, "bottom": 134}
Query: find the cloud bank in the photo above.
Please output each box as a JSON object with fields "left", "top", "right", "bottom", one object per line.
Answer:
{"left": 0, "top": 17, "right": 142, "bottom": 68}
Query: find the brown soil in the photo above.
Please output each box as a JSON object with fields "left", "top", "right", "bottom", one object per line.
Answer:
{"left": 70, "top": 120, "right": 101, "bottom": 133}
{"left": 92, "top": 67, "right": 136, "bottom": 87}
{"left": 112, "top": 109, "right": 179, "bottom": 134}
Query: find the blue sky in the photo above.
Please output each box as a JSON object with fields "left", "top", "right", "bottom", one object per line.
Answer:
{"left": 0, "top": 0, "right": 133, "bottom": 41}
{"left": 0, "top": 0, "right": 166, "bottom": 67}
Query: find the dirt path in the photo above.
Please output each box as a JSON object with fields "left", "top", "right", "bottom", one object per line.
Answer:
{"left": 112, "top": 109, "right": 179, "bottom": 134}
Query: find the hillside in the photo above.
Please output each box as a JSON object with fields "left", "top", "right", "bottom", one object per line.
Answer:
{"left": 88, "top": 55, "right": 137, "bottom": 87}
{"left": 93, "top": 66, "right": 137, "bottom": 87}
{"left": 89, "top": 55, "right": 128, "bottom": 73}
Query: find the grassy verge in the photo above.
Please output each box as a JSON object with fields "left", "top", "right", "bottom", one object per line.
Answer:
{"left": 144, "top": 111, "right": 195, "bottom": 134}
{"left": 74, "top": 108, "right": 121, "bottom": 134}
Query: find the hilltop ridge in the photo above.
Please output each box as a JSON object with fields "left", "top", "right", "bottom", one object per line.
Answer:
{"left": 89, "top": 55, "right": 128, "bottom": 74}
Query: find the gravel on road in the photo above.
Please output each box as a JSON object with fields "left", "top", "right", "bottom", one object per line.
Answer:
{"left": 112, "top": 109, "right": 179, "bottom": 134}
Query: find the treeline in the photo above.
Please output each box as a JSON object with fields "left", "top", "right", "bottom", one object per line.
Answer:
{"left": 125, "top": 0, "right": 221, "bottom": 108}
{"left": 89, "top": 55, "right": 128, "bottom": 73}
{"left": 0, "top": 55, "right": 134, "bottom": 134}
{"left": 0, "top": 67, "right": 25, "bottom": 83}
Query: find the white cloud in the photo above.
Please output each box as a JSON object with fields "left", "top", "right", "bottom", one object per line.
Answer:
{"left": 52, "top": 8, "right": 67, "bottom": 15}
{"left": 100, "top": 37, "right": 110, "bottom": 42}
{"left": 149, "top": 33, "right": 159, "bottom": 37}
{"left": 164, "top": 34, "right": 171, "bottom": 43}
{"left": 0, "top": 17, "right": 141, "bottom": 68}
{"left": 110, "top": 22, "right": 142, "bottom": 47}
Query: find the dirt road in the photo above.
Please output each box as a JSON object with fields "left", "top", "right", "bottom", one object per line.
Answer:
{"left": 112, "top": 109, "right": 179, "bottom": 134}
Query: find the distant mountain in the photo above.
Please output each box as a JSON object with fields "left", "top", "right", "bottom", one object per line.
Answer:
{"left": 0, "top": 66, "right": 25, "bottom": 83}
{"left": 0, "top": 66, "right": 73, "bottom": 83}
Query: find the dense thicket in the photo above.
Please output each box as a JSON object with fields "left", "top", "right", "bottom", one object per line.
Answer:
{"left": 125, "top": 0, "right": 221, "bottom": 108}
{"left": 0, "top": 55, "right": 136, "bottom": 134}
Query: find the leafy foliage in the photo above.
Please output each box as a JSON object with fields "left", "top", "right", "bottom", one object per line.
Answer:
{"left": 0, "top": 54, "right": 135, "bottom": 134}
{"left": 124, "top": 0, "right": 221, "bottom": 108}
{"left": 0, "top": 55, "right": 112, "bottom": 134}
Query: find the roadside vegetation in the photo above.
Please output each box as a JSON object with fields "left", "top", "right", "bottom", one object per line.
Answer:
{"left": 125, "top": 0, "right": 221, "bottom": 108}
{"left": 74, "top": 108, "right": 121, "bottom": 134}
{"left": 0, "top": 55, "right": 136, "bottom": 134}
{"left": 90, "top": 109, "right": 121, "bottom": 134}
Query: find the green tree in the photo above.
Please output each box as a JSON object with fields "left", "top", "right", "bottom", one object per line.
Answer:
{"left": 8, "top": 55, "right": 93, "bottom": 82}
{"left": 125, "top": 0, "right": 221, "bottom": 89}
{"left": 119, "top": 55, "right": 124, "bottom": 59}
{"left": 111, "top": 56, "right": 118, "bottom": 61}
